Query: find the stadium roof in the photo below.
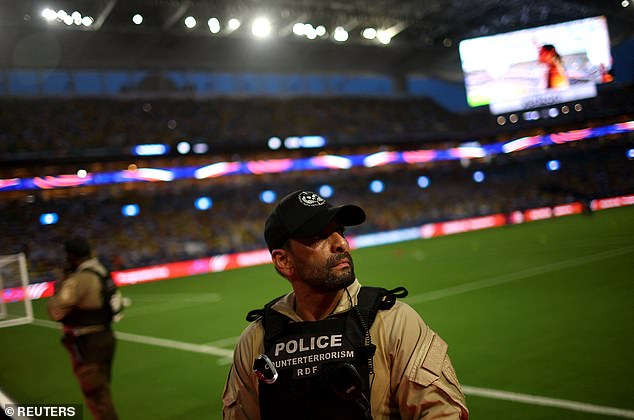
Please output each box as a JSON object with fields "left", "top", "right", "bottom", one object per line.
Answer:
{"left": 1, "top": 0, "right": 633, "bottom": 82}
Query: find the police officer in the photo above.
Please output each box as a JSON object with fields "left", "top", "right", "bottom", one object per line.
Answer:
{"left": 223, "top": 191, "right": 468, "bottom": 419}
{"left": 48, "top": 237, "right": 118, "bottom": 420}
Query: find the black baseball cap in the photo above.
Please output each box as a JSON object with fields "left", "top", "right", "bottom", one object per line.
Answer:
{"left": 64, "top": 236, "right": 92, "bottom": 258}
{"left": 264, "top": 191, "right": 366, "bottom": 252}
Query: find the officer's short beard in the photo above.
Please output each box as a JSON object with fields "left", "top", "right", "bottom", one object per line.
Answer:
{"left": 299, "top": 252, "right": 356, "bottom": 293}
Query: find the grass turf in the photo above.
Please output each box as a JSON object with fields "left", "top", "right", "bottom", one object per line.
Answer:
{"left": 1, "top": 205, "right": 632, "bottom": 419}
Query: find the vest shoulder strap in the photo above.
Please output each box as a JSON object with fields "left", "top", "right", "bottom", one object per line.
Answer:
{"left": 248, "top": 286, "right": 409, "bottom": 344}
{"left": 356, "top": 286, "right": 409, "bottom": 327}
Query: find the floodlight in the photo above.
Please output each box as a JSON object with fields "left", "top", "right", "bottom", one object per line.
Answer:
{"left": 370, "top": 180, "right": 384, "bottom": 193}
{"left": 192, "top": 143, "right": 209, "bottom": 154}
{"left": 122, "top": 204, "right": 140, "bottom": 217}
{"left": 377, "top": 30, "right": 391, "bottom": 45}
{"left": 333, "top": 26, "right": 348, "bottom": 42}
{"left": 42, "top": 8, "right": 57, "bottom": 21}
{"left": 260, "top": 190, "right": 277, "bottom": 204}
{"left": 228, "top": 18, "right": 241, "bottom": 31}
{"left": 473, "top": 171, "right": 485, "bottom": 183}
{"left": 195, "top": 197, "right": 213, "bottom": 211}
{"left": 293, "top": 22, "right": 305, "bottom": 36}
{"left": 362, "top": 28, "right": 377, "bottom": 40}
{"left": 132, "top": 14, "right": 143, "bottom": 25}
{"left": 417, "top": 176, "right": 430, "bottom": 189}
{"left": 184, "top": 16, "right": 197, "bottom": 29}
{"left": 252, "top": 17, "right": 272, "bottom": 38}
{"left": 547, "top": 160, "right": 561, "bottom": 171}
{"left": 268, "top": 137, "right": 282, "bottom": 150}
{"left": 177, "top": 141, "right": 191, "bottom": 154}
{"left": 319, "top": 185, "right": 333, "bottom": 198}
{"left": 208, "top": 18, "right": 220, "bottom": 33}
{"left": 40, "top": 213, "right": 59, "bottom": 225}
{"left": 71, "top": 11, "right": 81, "bottom": 25}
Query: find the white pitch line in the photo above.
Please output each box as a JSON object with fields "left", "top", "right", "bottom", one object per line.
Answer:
{"left": 406, "top": 245, "right": 634, "bottom": 305}
{"left": 27, "top": 320, "right": 634, "bottom": 418}
{"left": 27, "top": 246, "right": 634, "bottom": 417}
{"left": 463, "top": 385, "right": 634, "bottom": 419}
{"left": 31, "top": 319, "right": 233, "bottom": 359}
{"left": 204, "top": 336, "right": 240, "bottom": 348}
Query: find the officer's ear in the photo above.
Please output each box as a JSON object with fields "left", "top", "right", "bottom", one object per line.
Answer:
{"left": 271, "top": 247, "right": 293, "bottom": 278}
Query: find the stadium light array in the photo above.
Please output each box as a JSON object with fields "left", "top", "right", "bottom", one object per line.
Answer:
{"left": 293, "top": 23, "right": 327, "bottom": 40}
{"left": 41, "top": 8, "right": 93, "bottom": 27}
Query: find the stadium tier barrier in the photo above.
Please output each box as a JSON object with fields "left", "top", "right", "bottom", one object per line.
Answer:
{"left": 2, "top": 195, "right": 633, "bottom": 303}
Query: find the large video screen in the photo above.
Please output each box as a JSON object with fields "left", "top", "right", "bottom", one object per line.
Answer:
{"left": 459, "top": 16, "right": 613, "bottom": 114}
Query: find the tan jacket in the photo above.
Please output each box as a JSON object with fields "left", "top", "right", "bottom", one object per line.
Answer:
{"left": 223, "top": 280, "right": 468, "bottom": 419}
{"left": 48, "top": 258, "right": 108, "bottom": 323}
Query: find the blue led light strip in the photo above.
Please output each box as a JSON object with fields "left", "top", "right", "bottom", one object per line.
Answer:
{"left": 1, "top": 121, "right": 632, "bottom": 192}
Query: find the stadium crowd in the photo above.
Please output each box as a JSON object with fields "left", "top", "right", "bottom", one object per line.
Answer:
{"left": 0, "top": 96, "right": 463, "bottom": 160}
{"left": 1, "top": 132, "right": 632, "bottom": 284}
{"left": 1, "top": 84, "right": 633, "bottom": 168}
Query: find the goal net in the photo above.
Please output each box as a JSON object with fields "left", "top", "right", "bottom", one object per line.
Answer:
{"left": 0, "top": 253, "right": 33, "bottom": 328}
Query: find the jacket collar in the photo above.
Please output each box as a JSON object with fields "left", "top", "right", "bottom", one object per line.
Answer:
{"left": 271, "top": 279, "right": 361, "bottom": 321}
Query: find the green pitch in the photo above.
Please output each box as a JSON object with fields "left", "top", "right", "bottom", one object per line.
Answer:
{"left": 1, "top": 206, "right": 633, "bottom": 419}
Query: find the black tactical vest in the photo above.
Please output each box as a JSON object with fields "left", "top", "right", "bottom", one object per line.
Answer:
{"left": 61, "top": 267, "right": 117, "bottom": 327}
{"left": 246, "top": 286, "right": 408, "bottom": 420}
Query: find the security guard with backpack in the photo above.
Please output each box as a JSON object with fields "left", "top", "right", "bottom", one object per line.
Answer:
{"left": 48, "top": 236, "right": 122, "bottom": 420}
{"left": 223, "top": 191, "right": 468, "bottom": 419}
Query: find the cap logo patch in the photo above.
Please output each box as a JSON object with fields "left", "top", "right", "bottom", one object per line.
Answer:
{"left": 298, "top": 191, "right": 325, "bottom": 207}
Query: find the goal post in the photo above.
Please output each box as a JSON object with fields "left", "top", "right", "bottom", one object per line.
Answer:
{"left": 0, "top": 253, "right": 34, "bottom": 328}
